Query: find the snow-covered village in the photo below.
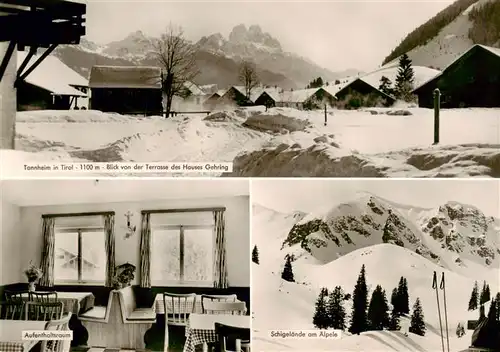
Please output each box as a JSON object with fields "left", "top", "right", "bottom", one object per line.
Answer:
{"left": 251, "top": 179, "right": 500, "bottom": 352}
{"left": 1, "top": 0, "right": 499, "bottom": 177}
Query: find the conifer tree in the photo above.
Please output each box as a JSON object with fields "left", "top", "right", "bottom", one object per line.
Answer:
{"left": 313, "top": 287, "right": 330, "bottom": 329}
{"left": 401, "top": 278, "right": 410, "bottom": 314}
{"left": 327, "top": 286, "right": 347, "bottom": 330}
{"left": 409, "top": 298, "right": 426, "bottom": 336}
{"left": 367, "top": 285, "right": 390, "bottom": 330}
{"left": 390, "top": 287, "right": 399, "bottom": 314}
{"left": 487, "top": 294, "right": 498, "bottom": 321}
{"left": 479, "top": 305, "right": 486, "bottom": 320}
{"left": 456, "top": 322, "right": 465, "bottom": 338}
{"left": 395, "top": 53, "right": 415, "bottom": 101}
{"left": 379, "top": 76, "right": 394, "bottom": 97}
{"left": 281, "top": 256, "right": 294, "bottom": 282}
{"left": 252, "top": 245, "right": 259, "bottom": 264}
{"left": 495, "top": 293, "right": 500, "bottom": 321}
{"left": 349, "top": 265, "right": 369, "bottom": 335}
{"left": 388, "top": 308, "right": 401, "bottom": 330}
{"left": 469, "top": 281, "right": 479, "bottom": 311}
{"left": 480, "top": 281, "right": 490, "bottom": 305}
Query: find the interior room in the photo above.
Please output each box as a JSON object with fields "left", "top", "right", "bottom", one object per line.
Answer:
{"left": 0, "top": 179, "right": 251, "bottom": 352}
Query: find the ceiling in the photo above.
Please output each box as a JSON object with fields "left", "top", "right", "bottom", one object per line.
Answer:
{"left": 1, "top": 179, "right": 249, "bottom": 206}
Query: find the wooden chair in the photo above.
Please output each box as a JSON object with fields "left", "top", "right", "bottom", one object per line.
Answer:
{"left": 29, "top": 291, "right": 58, "bottom": 303}
{"left": 162, "top": 293, "right": 197, "bottom": 351}
{"left": 201, "top": 294, "right": 237, "bottom": 313}
{"left": 214, "top": 323, "right": 250, "bottom": 352}
{"left": 203, "top": 301, "right": 247, "bottom": 316}
{"left": 0, "top": 301, "right": 25, "bottom": 320}
{"left": 25, "top": 301, "right": 64, "bottom": 321}
{"left": 41, "top": 312, "right": 72, "bottom": 352}
{"left": 4, "top": 290, "right": 30, "bottom": 302}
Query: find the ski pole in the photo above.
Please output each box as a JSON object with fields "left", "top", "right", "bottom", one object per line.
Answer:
{"left": 440, "top": 272, "right": 450, "bottom": 352}
{"left": 433, "top": 271, "right": 445, "bottom": 352}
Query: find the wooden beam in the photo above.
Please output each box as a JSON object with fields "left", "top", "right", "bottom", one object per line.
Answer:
{"left": 0, "top": 40, "right": 16, "bottom": 83}
{"left": 42, "top": 211, "right": 115, "bottom": 218}
{"left": 16, "top": 43, "right": 57, "bottom": 83}
{"left": 15, "top": 46, "right": 37, "bottom": 85}
{"left": 141, "top": 207, "right": 226, "bottom": 215}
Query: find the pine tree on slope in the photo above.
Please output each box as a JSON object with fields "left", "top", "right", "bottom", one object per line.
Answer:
{"left": 327, "top": 286, "right": 347, "bottom": 330}
{"left": 395, "top": 53, "right": 415, "bottom": 102}
{"left": 487, "top": 295, "right": 498, "bottom": 321}
{"left": 391, "top": 287, "right": 399, "bottom": 315}
{"left": 469, "top": 281, "right": 479, "bottom": 311}
{"left": 349, "top": 264, "right": 369, "bottom": 335}
{"left": 480, "top": 281, "right": 490, "bottom": 305}
{"left": 409, "top": 298, "right": 426, "bottom": 336}
{"left": 367, "top": 285, "right": 390, "bottom": 330}
{"left": 313, "top": 287, "right": 330, "bottom": 329}
{"left": 281, "top": 256, "right": 294, "bottom": 282}
{"left": 401, "top": 278, "right": 410, "bottom": 314}
{"left": 252, "top": 245, "right": 259, "bottom": 264}
{"left": 379, "top": 76, "right": 394, "bottom": 97}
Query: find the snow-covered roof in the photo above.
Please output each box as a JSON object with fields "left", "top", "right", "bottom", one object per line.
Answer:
{"left": 183, "top": 81, "right": 206, "bottom": 96}
{"left": 323, "top": 79, "right": 356, "bottom": 96}
{"left": 89, "top": 65, "right": 162, "bottom": 89}
{"left": 252, "top": 87, "right": 282, "bottom": 102}
{"left": 413, "top": 44, "right": 500, "bottom": 92}
{"left": 17, "top": 51, "right": 88, "bottom": 97}
{"left": 276, "top": 87, "right": 334, "bottom": 103}
{"left": 199, "top": 84, "right": 218, "bottom": 94}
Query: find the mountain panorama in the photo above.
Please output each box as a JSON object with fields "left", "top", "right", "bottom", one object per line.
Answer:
{"left": 54, "top": 24, "right": 358, "bottom": 90}
{"left": 262, "top": 193, "right": 500, "bottom": 273}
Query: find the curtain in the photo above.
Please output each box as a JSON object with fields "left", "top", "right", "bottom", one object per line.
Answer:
{"left": 139, "top": 212, "right": 152, "bottom": 288}
{"left": 103, "top": 213, "right": 116, "bottom": 287}
{"left": 39, "top": 217, "right": 55, "bottom": 287}
{"left": 213, "top": 210, "right": 228, "bottom": 289}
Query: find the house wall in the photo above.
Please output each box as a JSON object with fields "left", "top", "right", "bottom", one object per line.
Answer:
{"left": 0, "top": 199, "right": 22, "bottom": 285}
{"left": 0, "top": 42, "right": 17, "bottom": 149}
{"left": 90, "top": 88, "right": 163, "bottom": 116}
{"left": 416, "top": 47, "right": 500, "bottom": 108}
{"left": 18, "top": 195, "right": 250, "bottom": 287}
{"left": 17, "top": 81, "right": 53, "bottom": 111}
{"left": 254, "top": 93, "right": 276, "bottom": 108}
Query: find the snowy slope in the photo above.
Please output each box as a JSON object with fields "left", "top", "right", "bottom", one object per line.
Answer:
{"left": 383, "top": 0, "right": 498, "bottom": 70}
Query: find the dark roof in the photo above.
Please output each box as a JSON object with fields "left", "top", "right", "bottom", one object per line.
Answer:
{"left": 89, "top": 65, "right": 162, "bottom": 89}
{"left": 336, "top": 78, "right": 396, "bottom": 101}
{"left": 413, "top": 44, "right": 500, "bottom": 93}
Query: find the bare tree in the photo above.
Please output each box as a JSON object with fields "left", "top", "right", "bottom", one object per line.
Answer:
{"left": 239, "top": 60, "right": 260, "bottom": 99}
{"left": 151, "top": 24, "right": 199, "bottom": 117}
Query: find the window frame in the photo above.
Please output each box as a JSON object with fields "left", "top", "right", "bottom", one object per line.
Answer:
{"left": 151, "top": 223, "right": 215, "bottom": 287}
{"left": 54, "top": 226, "right": 106, "bottom": 286}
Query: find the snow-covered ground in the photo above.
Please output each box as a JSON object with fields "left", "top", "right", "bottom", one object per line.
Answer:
{"left": 2, "top": 106, "right": 499, "bottom": 177}
{"left": 251, "top": 196, "right": 499, "bottom": 351}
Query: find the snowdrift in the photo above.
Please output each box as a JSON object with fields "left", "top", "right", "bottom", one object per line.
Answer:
{"left": 230, "top": 143, "right": 500, "bottom": 178}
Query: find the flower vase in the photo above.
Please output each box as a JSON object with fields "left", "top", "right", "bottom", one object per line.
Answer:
{"left": 28, "top": 282, "right": 36, "bottom": 292}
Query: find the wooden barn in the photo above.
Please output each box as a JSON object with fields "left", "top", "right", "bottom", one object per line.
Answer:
{"left": 89, "top": 65, "right": 163, "bottom": 116}
{"left": 203, "top": 89, "right": 226, "bottom": 110}
{"left": 217, "top": 86, "right": 253, "bottom": 107}
{"left": 254, "top": 87, "right": 281, "bottom": 108}
{"left": 277, "top": 87, "right": 337, "bottom": 110}
{"left": 16, "top": 51, "right": 88, "bottom": 111}
{"left": 0, "top": 0, "right": 86, "bottom": 149}
{"left": 413, "top": 44, "right": 500, "bottom": 108}
{"left": 335, "top": 78, "right": 396, "bottom": 108}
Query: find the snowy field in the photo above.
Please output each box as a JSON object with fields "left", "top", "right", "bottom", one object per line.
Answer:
{"left": 1, "top": 106, "right": 499, "bottom": 177}
{"left": 251, "top": 199, "right": 499, "bottom": 352}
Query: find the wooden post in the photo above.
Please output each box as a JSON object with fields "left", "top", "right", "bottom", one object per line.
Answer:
{"left": 433, "top": 88, "right": 440, "bottom": 145}
{"left": 324, "top": 104, "right": 327, "bottom": 126}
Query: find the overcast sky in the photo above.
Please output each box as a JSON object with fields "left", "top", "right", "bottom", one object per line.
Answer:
{"left": 252, "top": 180, "right": 500, "bottom": 217}
{"left": 84, "top": 0, "right": 454, "bottom": 71}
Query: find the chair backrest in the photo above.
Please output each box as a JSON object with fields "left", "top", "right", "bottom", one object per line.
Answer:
{"left": 4, "top": 290, "right": 29, "bottom": 302}
{"left": 117, "top": 286, "right": 137, "bottom": 321}
{"left": 26, "top": 301, "right": 64, "bottom": 321}
{"left": 163, "top": 293, "right": 196, "bottom": 326}
{"left": 215, "top": 322, "right": 250, "bottom": 352}
{"left": 41, "top": 312, "right": 72, "bottom": 352}
{"left": 0, "top": 301, "right": 25, "bottom": 320}
{"left": 201, "top": 294, "right": 237, "bottom": 313}
{"left": 30, "top": 291, "right": 58, "bottom": 303}
{"left": 203, "top": 301, "right": 246, "bottom": 316}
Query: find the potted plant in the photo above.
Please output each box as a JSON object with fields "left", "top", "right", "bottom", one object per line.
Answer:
{"left": 24, "top": 262, "right": 43, "bottom": 292}
{"left": 112, "top": 263, "right": 136, "bottom": 289}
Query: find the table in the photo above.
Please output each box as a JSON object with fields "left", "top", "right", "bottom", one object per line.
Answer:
{"left": 21, "top": 291, "right": 95, "bottom": 314}
{"left": 183, "top": 314, "right": 250, "bottom": 352}
{"left": 0, "top": 320, "right": 47, "bottom": 352}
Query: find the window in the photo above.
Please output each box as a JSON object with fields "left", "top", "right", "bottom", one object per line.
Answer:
{"left": 151, "top": 216, "right": 214, "bottom": 286}
{"left": 54, "top": 227, "right": 106, "bottom": 284}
